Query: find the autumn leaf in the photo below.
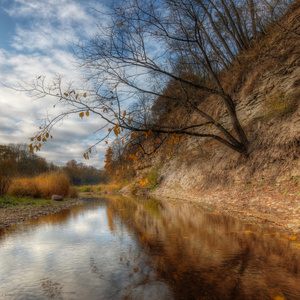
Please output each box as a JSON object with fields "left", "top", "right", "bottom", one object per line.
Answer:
{"left": 83, "top": 92, "right": 87, "bottom": 97}
{"left": 76, "top": 94, "right": 79, "bottom": 99}
{"left": 37, "top": 136, "right": 41, "bottom": 142}
{"left": 45, "top": 132, "right": 49, "bottom": 138}
{"left": 117, "top": 22, "right": 124, "bottom": 27}
{"left": 79, "top": 112, "right": 84, "bottom": 119}
{"left": 64, "top": 93, "right": 68, "bottom": 97}
{"left": 86, "top": 110, "right": 90, "bottom": 116}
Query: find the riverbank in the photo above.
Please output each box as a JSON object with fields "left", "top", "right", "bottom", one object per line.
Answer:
{"left": 149, "top": 181, "right": 300, "bottom": 236}
{"left": 0, "top": 198, "right": 85, "bottom": 228}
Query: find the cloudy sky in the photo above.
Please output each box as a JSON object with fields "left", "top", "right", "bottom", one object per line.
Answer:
{"left": 0, "top": 0, "right": 112, "bottom": 168}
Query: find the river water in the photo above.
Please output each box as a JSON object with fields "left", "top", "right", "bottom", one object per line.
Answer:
{"left": 0, "top": 196, "right": 299, "bottom": 299}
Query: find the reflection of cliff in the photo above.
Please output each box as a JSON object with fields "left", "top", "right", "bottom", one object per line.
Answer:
{"left": 108, "top": 196, "right": 300, "bottom": 299}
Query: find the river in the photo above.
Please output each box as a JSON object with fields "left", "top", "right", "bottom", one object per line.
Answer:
{"left": 0, "top": 196, "right": 299, "bottom": 299}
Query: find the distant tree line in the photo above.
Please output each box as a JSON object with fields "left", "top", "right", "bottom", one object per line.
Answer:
{"left": 0, "top": 144, "right": 107, "bottom": 186}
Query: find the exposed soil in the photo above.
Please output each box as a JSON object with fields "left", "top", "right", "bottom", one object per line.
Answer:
{"left": 0, "top": 198, "right": 85, "bottom": 228}
{"left": 150, "top": 181, "right": 300, "bottom": 236}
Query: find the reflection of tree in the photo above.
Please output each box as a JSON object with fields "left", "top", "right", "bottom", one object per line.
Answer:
{"left": 106, "top": 206, "right": 114, "bottom": 232}
{"left": 108, "top": 197, "right": 300, "bottom": 299}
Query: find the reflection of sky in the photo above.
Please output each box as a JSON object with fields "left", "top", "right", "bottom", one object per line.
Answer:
{"left": 0, "top": 200, "right": 170, "bottom": 299}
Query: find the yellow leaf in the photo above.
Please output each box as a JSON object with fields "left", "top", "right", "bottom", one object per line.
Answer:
{"left": 79, "top": 112, "right": 84, "bottom": 119}
{"left": 45, "top": 133, "right": 49, "bottom": 138}
{"left": 64, "top": 93, "right": 68, "bottom": 97}
{"left": 89, "top": 148, "right": 91, "bottom": 153}
{"left": 37, "top": 136, "right": 41, "bottom": 141}
{"left": 105, "top": 141, "right": 108, "bottom": 144}
{"left": 30, "top": 137, "right": 34, "bottom": 141}
{"left": 151, "top": 5, "right": 154, "bottom": 8}
{"left": 128, "top": 120, "right": 131, "bottom": 125}
{"left": 38, "top": 143, "right": 41, "bottom": 148}
{"left": 168, "top": 152, "right": 172, "bottom": 157}
{"left": 83, "top": 92, "right": 87, "bottom": 97}
{"left": 123, "top": 110, "right": 126, "bottom": 116}
{"left": 76, "top": 94, "right": 79, "bottom": 99}
{"left": 117, "top": 22, "right": 124, "bottom": 27}
{"left": 86, "top": 110, "right": 90, "bottom": 116}
{"left": 244, "top": 230, "right": 253, "bottom": 235}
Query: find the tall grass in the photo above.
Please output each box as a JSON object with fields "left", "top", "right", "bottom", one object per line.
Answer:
{"left": 7, "top": 172, "right": 76, "bottom": 199}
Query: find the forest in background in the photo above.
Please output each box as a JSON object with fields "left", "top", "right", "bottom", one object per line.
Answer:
{"left": 0, "top": 143, "right": 107, "bottom": 197}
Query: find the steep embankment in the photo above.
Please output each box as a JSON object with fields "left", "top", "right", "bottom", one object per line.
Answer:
{"left": 123, "top": 4, "right": 300, "bottom": 234}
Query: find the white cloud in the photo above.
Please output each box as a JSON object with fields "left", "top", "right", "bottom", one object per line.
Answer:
{"left": 0, "top": 0, "right": 110, "bottom": 168}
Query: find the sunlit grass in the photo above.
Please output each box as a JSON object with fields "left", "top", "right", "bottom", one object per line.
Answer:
{"left": 7, "top": 172, "right": 78, "bottom": 199}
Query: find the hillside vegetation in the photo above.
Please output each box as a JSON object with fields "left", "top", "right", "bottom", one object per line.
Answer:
{"left": 106, "top": 2, "right": 300, "bottom": 194}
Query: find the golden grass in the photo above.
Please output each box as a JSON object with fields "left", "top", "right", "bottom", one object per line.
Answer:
{"left": 7, "top": 172, "right": 76, "bottom": 199}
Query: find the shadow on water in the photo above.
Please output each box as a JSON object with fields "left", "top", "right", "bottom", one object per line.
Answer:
{"left": 0, "top": 195, "right": 299, "bottom": 299}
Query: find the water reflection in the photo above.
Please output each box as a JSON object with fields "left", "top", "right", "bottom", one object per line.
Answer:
{"left": 108, "top": 196, "right": 300, "bottom": 300}
{"left": 0, "top": 196, "right": 299, "bottom": 299}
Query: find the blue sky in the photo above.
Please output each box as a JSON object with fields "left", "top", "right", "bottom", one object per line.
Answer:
{"left": 0, "top": 0, "right": 111, "bottom": 168}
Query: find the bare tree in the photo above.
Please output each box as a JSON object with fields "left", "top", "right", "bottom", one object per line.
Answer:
{"left": 18, "top": 0, "right": 293, "bottom": 159}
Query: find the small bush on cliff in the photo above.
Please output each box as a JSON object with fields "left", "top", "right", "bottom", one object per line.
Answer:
{"left": 264, "top": 89, "right": 298, "bottom": 119}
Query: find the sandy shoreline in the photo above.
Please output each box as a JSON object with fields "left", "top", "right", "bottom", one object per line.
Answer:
{"left": 150, "top": 184, "right": 300, "bottom": 235}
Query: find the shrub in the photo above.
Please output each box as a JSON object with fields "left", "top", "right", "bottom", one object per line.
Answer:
{"left": 68, "top": 186, "right": 79, "bottom": 198}
{"left": 8, "top": 178, "right": 40, "bottom": 198}
{"left": 35, "top": 172, "right": 70, "bottom": 199}
{"left": 0, "top": 176, "right": 11, "bottom": 196}
{"left": 264, "top": 89, "right": 298, "bottom": 118}
{"left": 146, "top": 167, "right": 160, "bottom": 190}
{"left": 8, "top": 172, "right": 72, "bottom": 199}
